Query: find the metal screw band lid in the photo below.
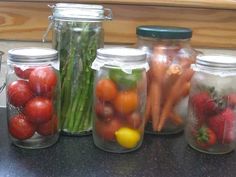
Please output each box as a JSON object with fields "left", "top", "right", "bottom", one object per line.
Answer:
{"left": 8, "top": 47, "right": 58, "bottom": 63}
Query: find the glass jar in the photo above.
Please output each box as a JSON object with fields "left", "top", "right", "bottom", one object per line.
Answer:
{"left": 91, "top": 47, "right": 149, "bottom": 153}
{"left": 6, "top": 47, "right": 60, "bottom": 149}
{"left": 136, "top": 26, "right": 197, "bottom": 135}
{"left": 186, "top": 55, "right": 236, "bottom": 154}
{"left": 47, "top": 3, "right": 112, "bottom": 135}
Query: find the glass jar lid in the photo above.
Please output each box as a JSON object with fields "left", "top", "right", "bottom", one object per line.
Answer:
{"left": 8, "top": 47, "right": 58, "bottom": 63}
{"left": 51, "top": 3, "right": 112, "bottom": 21}
{"left": 92, "top": 47, "right": 149, "bottom": 73}
{"left": 136, "top": 26, "right": 192, "bottom": 39}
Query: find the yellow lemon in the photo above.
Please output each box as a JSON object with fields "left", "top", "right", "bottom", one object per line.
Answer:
{"left": 115, "top": 127, "right": 141, "bottom": 149}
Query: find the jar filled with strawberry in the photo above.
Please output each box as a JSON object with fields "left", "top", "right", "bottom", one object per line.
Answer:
{"left": 136, "top": 26, "right": 197, "bottom": 134}
{"left": 186, "top": 55, "right": 236, "bottom": 154}
{"left": 91, "top": 47, "right": 149, "bottom": 153}
{"left": 6, "top": 47, "right": 60, "bottom": 149}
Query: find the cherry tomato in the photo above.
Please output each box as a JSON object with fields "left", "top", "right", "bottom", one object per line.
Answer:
{"left": 14, "top": 66, "right": 35, "bottom": 79}
{"left": 7, "top": 80, "right": 34, "bottom": 107}
{"left": 113, "top": 90, "right": 139, "bottom": 114}
{"left": 24, "top": 97, "right": 53, "bottom": 124}
{"left": 95, "top": 102, "right": 114, "bottom": 122}
{"left": 126, "top": 112, "right": 143, "bottom": 129}
{"left": 37, "top": 115, "right": 58, "bottom": 136}
{"left": 29, "top": 66, "right": 57, "bottom": 95}
{"left": 95, "top": 118, "right": 122, "bottom": 141}
{"left": 95, "top": 79, "right": 118, "bottom": 101}
{"left": 9, "top": 114, "right": 36, "bottom": 140}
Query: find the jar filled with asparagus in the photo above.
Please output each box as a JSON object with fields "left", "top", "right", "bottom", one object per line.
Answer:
{"left": 136, "top": 26, "right": 197, "bottom": 134}
{"left": 48, "top": 3, "right": 112, "bottom": 135}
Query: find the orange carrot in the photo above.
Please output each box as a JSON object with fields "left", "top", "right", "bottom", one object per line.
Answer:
{"left": 181, "top": 82, "right": 191, "bottom": 98}
{"left": 150, "top": 46, "right": 169, "bottom": 83}
{"left": 150, "top": 59, "right": 168, "bottom": 83}
{"left": 150, "top": 81, "right": 161, "bottom": 131}
{"left": 157, "top": 68, "right": 194, "bottom": 131}
{"left": 169, "top": 111, "right": 184, "bottom": 126}
{"left": 144, "top": 89, "right": 152, "bottom": 123}
{"left": 162, "top": 64, "right": 182, "bottom": 103}
{"left": 171, "top": 81, "right": 191, "bottom": 108}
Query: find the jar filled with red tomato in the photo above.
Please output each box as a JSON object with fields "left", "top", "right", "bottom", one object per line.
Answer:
{"left": 6, "top": 47, "right": 60, "bottom": 149}
{"left": 91, "top": 47, "right": 149, "bottom": 153}
{"left": 136, "top": 26, "right": 197, "bottom": 134}
{"left": 186, "top": 55, "right": 236, "bottom": 154}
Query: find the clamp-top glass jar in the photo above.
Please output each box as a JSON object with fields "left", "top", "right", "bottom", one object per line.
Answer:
{"left": 136, "top": 26, "right": 197, "bottom": 135}
{"left": 186, "top": 55, "right": 236, "bottom": 154}
{"left": 48, "top": 3, "right": 112, "bottom": 135}
{"left": 91, "top": 47, "right": 149, "bottom": 153}
{"left": 6, "top": 47, "right": 60, "bottom": 149}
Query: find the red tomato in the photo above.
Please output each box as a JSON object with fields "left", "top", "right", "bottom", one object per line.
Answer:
{"left": 126, "top": 112, "right": 143, "bottom": 129}
{"left": 14, "top": 66, "right": 35, "bottom": 79}
{"left": 29, "top": 66, "right": 57, "bottom": 95}
{"left": 95, "top": 118, "right": 122, "bottom": 141}
{"left": 7, "top": 80, "right": 34, "bottom": 107}
{"left": 24, "top": 97, "right": 53, "bottom": 124}
{"left": 37, "top": 115, "right": 58, "bottom": 136}
{"left": 95, "top": 102, "right": 114, "bottom": 122}
{"left": 95, "top": 79, "right": 118, "bottom": 101}
{"left": 9, "top": 114, "right": 36, "bottom": 140}
{"left": 113, "top": 90, "right": 139, "bottom": 115}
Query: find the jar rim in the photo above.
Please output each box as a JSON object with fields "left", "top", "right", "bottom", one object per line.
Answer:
{"left": 8, "top": 47, "right": 58, "bottom": 63}
{"left": 51, "top": 3, "right": 112, "bottom": 21}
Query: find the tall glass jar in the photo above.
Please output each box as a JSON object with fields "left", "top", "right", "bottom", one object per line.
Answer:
{"left": 91, "top": 48, "right": 149, "bottom": 153}
{"left": 6, "top": 47, "right": 60, "bottom": 149}
{"left": 136, "top": 26, "right": 197, "bottom": 135}
{"left": 186, "top": 55, "right": 236, "bottom": 154}
{"left": 48, "top": 3, "right": 112, "bottom": 135}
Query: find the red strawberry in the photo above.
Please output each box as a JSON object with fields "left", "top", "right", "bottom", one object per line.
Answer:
{"left": 195, "top": 126, "right": 217, "bottom": 149}
{"left": 208, "top": 108, "right": 235, "bottom": 144}
{"left": 224, "top": 93, "right": 236, "bottom": 108}
{"left": 190, "top": 92, "right": 218, "bottom": 125}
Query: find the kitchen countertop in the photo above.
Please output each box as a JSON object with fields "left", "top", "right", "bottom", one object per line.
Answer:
{"left": 0, "top": 108, "right": 236, "bottom": 177}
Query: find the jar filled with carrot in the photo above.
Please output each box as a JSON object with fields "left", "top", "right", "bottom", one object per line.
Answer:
{"left": 91, "top": 47, "right": 149, "bottom": 153}
{"left": 136, "top": 26, "right": 197, "bottom": 134}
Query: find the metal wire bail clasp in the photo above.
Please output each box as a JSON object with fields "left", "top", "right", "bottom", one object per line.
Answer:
{"left": 104, "top": 8, "right": 112, "bottom": 20}
{"left": 42, "top": 15, "right": 53, "bottom": 42}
